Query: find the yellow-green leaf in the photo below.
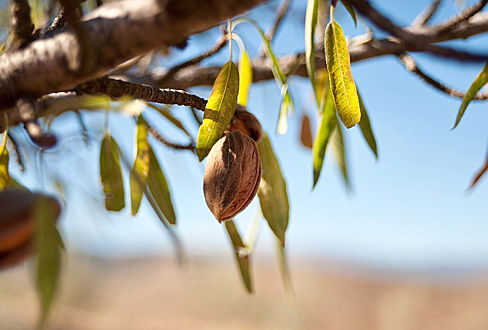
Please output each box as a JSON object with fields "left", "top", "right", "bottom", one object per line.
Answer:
{"left": 453, "top": 62, "right": 488, "bottom": 128}
{"left": 306, "top": 0, "right": 320, "bottom": 104}
{"left": 257, "top": 134, "right": 289, "bottom": 245}
{"left": 130, "top": 116, "right": 150, "bottom": 215}
{"left": 325, "top": 20, "right": 361, "bottom": 128}
{"left": 34, "top": 195, "right": 63, "bottom": 328}
{"left": 275, "top": 236, "right": 293, "bottom": 295}
{"left": 147, "top": 146, "right": 176, "bottom": 225}
{"left": 312, "top": 91, "right": 337, "bottom": 187}
{"left": 357, "top": 91, "right": 378, "bottom": 158}
{"left": 331, "top": 124, "right": 351, "bottom": 190}
{"left": 147, "top": 104, "right": 193, "bottom": 140}
{"left": 237, "top": 48, "right": 253, "bottom": 106}
{"left": 100, "top": 134, "right": 125, "bottom": 211}
{"left": 0, "top": 134, "right": 11, "bottom": 190}
{"left": 224, "top": 220, "right": 253, "bottom": 293}
{"left": 341, "top": 0, "right": 358, "bottom": 26}
{"left": 196, "top": 61, "right": 239, "bottom": 160}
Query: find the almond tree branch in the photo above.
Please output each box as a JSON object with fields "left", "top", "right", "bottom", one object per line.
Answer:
{"left": 397, "top": 53, "right": 488, "bottom": 100}
{"left": 434, "top": 0, "right": 488, "bottom": 33}
{"left": 258, "top": 0, "right": 290, "bottom": 57}
{"left": 0, "top": 0, "right": 267, "bottom": 111}
{"left": 8, "top": 0, "right": 35, "bottom": 50}
{"left": 413, "top": 0, "right": 442, "bottom": 26}
{"left": 144, "top": 118, "right": 195, "bottom": 151}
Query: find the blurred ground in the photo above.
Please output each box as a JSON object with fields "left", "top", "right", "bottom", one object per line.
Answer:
{"left": 2, "top": 254, "right": 488, "bottom": 330}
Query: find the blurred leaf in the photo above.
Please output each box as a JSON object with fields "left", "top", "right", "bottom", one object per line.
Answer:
{"left": 130, "top": 116, "right": 150, "bottom": 215}
{"left": 312, "top": 91, "right": 337, "bottom": 187}
{"left": 305, "top": 0, "right": 320, "bottom": 105}
{"left": 331, "top": 124, "right": 351, "bottom": 190}
{"left": 340, "top": 0, "right": 358, "bottom": 26}
{"left": 276, "top": 235, "right": 293, "bottom": 295}
{"left": 147, "top": 146, "right": 176, "bottom": 225}
{"left": 468, "top": 155, "right": 488, "bottom": 189}
{"left": 196, "top": 61, "right": 239, "bottom": 160}
{"left": 300, "top": 114, "right": 313, "bottom": 149}
{"left": 147, "top": 103, "right": 193, "bottom": 140}
{"left": 237, "top": 47, "right": 253, "bottom": 106}
{"left": 34, "top": 196, "right": 63, "bottom": 328}
{"left": 325, "top": 19, "right": 361, "bottom": 128}
{"left": 357, "top": 91, "right": 378, "bottom": 158}
{"left": 453, "top": 62, "right": 488, "bottom": 128}
{"left": 238, "top": 18, "right": 294, "bottom": 134}
{"left": 119, "top": 99, "right": 145, "bottom": 116}
{"left": 316, "top": 69, "right": 329, "bottom": 112}
{"left": 99, "top": 133, "right": 125, "bottom": 211}
{"left": 257, "top": 134, "right": 289, "bottom": 245}
{"left": 224, "top": 220, "right": 253, "bottom": 293}
{"left": 0, "top": 133, "right": 11, "bottom": 190}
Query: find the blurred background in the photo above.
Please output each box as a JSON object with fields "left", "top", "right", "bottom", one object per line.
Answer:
{"left": 1, "top": 0, "right": 488, "bottom": 329}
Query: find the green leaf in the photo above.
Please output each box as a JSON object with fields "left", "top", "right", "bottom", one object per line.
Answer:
{"left": 276, "top": 85, "right": 293, "bottom": 134}
{"left": 147, "top": 146, "right": 176, "bottom": 225}
{"left": 224, "top": 220, "right": 253, "bottom": 293}
{"left": 331, "top": 124, "right": 351, "bottom": 190}
{"left": 257, "top": 134, "right": 289, "bottom": 245}
{"left": 237, "top": 48, "right": 253, "bottom": 106}
{"left": 34, "top": 196, "right": 63, "bottom": 328}
{"left": 312, "top": 91, "right": 338, "bottom": 187}
{"left": 130, "top": 116, "right": 150, "bottom": 215}
{"left": 305, "top": 0, "right": 320, "bottom": 104}
{"left": 196, "top": 61, "right": 239, "bottom": 161}
{"left": 147, "top": 104, "right": 193, "bottom": 140}
{"left": 99, "top": 133, "right": 125, "bottom": 211}
{"left": 357, "top": 91, "right": 378, "bottom": 158}
{"left": 341, "top": 0, "right": 358, "bottom": 26}
{"left": 0, "top": 134, "right": 11, "bottom": 190}
{"left": 453, "top": 63, "right": 488, "bottom": 128}
{"left": 275, "top": 236, "right": 293, "bottom": 295}
{"left": 325, "top": 20, "right": 361, "bottom": 128}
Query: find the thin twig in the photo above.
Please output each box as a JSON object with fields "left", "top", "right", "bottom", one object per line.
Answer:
{"left": 413, "top": 0, "right": 442, "bottom": 26}
{"left": 78, "top": 77, "right": 208, "bottom": 110}
{"left": 16, "top": 98, "right": 57, "bottom": 148}
{"left": 434, "top": 0, "right": 488, "bottom": 33}
{"left": 157, "top": 33, "right": 228, "bottom": 85}
{"left": 8, "top": 0, "right": 35, "bottom": 50}
{"left": 7, "top": 132, "right": 25, "bottom": 172}
{"left": 397, "top": 53, "right": 488, "bottom": 100}
{"left": 258, "top": 0, "right": 290, "bottom": 57}
{"left": 468, "top": 146, "right": 488, "bottom": 189}
{"left": 144, "top": 117, "right": 195, "bottom": 151}
{"left": 348, "top": 0, "right": 488, "bottom": 62}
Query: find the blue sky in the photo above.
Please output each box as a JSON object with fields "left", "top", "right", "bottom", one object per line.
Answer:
{"left": 10, "top": 0, "right": 488, "bottom": 272}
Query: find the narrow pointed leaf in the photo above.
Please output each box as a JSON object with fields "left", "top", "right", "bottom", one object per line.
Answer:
{"left": 196, "top": 61, "right": 239, "bottom": 160}
{"left": 300, "top": 114, "right": 313, "bottom": 149}
{"left": 0, "top": 135, "right": 11, "bottom": 190}
{"left": 325, "top": 20, "right": 361, "bottom": 128}
{"left": 224, "top": 220, "right": 253, "bottom": 293}
{"left": 331, "top": 124, "right": 351, "bottom": 190}
{"left": 237, "top": 48, "right": 253, "bottom": 106}
{"left": 35, "top": 196, "right": 63, "bottom": 328}
{"left": 276, "top": 235, "right": 293, "bottom": 295}
{"left": 276, "top": 86, "right": 293, "bottom": 134}
{"left": 341, "top": 0, "right": 358, "bottom": 26}
{"left": 453, "top": 63, "right": 488, "bottom": 128}
{"left": 357, "top": 91, "right": 378, "bottom": 158}
{"left": 100, "top": 134, "right": 125, "bottom": 211}
{"left": 305, "top": 0, "right": 320, "bottom": 104}
{"left": 257, "top": 134, "right": 289, "bottom": 245}
{"left": 147, "top": 146, "right": 176, "bottom": 225}
{"left": 147, "top": 104, "right": 193, "bottom": 139}
{"left": 130, "top": 116, "right": 150, "bottom": 215}
{"left": 312, "top": 91, "right": 338, "bottom": 187}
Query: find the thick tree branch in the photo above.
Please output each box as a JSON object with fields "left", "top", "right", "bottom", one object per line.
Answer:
{"left": 0, "top": 0, "right": 267, "bottom": 111}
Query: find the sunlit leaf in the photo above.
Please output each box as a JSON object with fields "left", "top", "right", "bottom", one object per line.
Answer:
{"left": 257, "top": 134, "right": 289, "bottom": 245}
{"left": 147, "top": 104, "right": 193, "bottom": 140}
{"left": 196, "top": 61, "right": 239, "bottom": 160}
{"left": 316, "top": 69, "right": 330, "bottom": 113}
{"left": 357, "top": 91, "right": 378, "bottom": 158}
{"left": 34, "top": 195, "right": 63, "bottom": 328}
{"left": 275, "top": 236, "right": 293, "bottom": 295}
{"left": 130, "top": 116, "right": 150, "bottom": 215}
{"left": 300, "top": 114, "right": 314, "bottom": 149}
{"left": 147, "top": 146, "right": 176, "bottom": 225}
{"left": 312, "top": 91, "right": 337, "bottom": 187}
{"left": 453, "top": 62, "right": 488, "bottom": 128}
{"left": 237, "top": 48, "right": 253, "bottom": 106}
{"left": 331, "top": 124, "right": 351, "bottom": 190}
{"left": 341, "top": 0, "right": 358, "bottom": 26}
{"left": 0, "top": 134, "right": 11, "bottom": 190}
{"left": 468, "top": 155, "right": 488, "bottom": 189}
{"left": 305, "top": 0, "right": 320, "bottom": 104}
{"left": 325, "top": 19, "right": 361, "bottom": 128}
{"left": 99, "top": 133, "right": 125, "bottom": 211}
{"left": 276, "top": 85, "right": 292, "bottom": 134}
{"left": 224, "top": 220, "right": 253, "bottom": 293}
